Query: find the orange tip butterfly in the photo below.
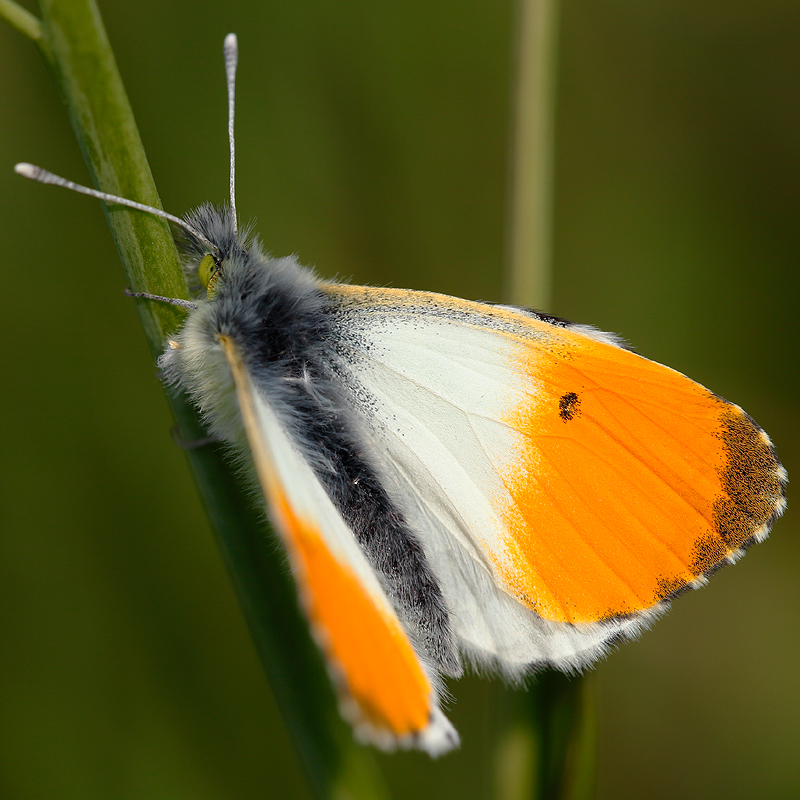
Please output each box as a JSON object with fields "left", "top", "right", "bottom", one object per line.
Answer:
{"left": 15, "top": 33, "right": 787, "bottom": 757}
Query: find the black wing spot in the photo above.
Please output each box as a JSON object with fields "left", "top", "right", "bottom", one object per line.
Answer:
{"left": 559, "top": 391, "right": 581, "bottom": 422}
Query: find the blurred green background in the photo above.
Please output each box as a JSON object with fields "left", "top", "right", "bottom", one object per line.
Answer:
{"left": 1, "top": 1, "right": 798, "bottom": 798}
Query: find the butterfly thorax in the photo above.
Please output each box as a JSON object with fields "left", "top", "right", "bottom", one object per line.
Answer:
{"left": 161, "top": 206, "right": 461, "bottom": 677}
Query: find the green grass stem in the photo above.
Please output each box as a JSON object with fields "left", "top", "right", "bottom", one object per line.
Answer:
{"left": 3, "top": 1, "right": 390, "bottom": 796}
{"left": 0, "top": 0, "right": 42, "bottom": 40}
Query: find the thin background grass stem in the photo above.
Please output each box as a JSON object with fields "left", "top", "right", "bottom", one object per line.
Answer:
{"left": 505, "top": 0, "right": 559, "bottom": 311}
{"left": 497, "top": 0, "right": 597, "bottom": 797}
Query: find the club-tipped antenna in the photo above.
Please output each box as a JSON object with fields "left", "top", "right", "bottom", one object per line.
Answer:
{"left": 13, "top": 163, "right": 219, "bottom": 254}
{"left": 224, "top": 33, "right": 238, "bottom": 234}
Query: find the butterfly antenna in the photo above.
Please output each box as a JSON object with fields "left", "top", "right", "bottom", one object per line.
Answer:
{"left": 224, "top": 33, "right": 238, "bottom": 234}
{"left": 14, "top": 163, "right": 220, "bottom": 255}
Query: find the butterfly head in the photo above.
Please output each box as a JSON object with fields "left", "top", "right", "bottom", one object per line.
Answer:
{"left": 177, "top": 203, "right": 253, "bottom": 300}
{"left": 198, "top": 253, "right": 221, "bottom": 296}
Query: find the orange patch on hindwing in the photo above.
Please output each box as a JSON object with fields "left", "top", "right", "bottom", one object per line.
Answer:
{"left": 495, "top": 330, "right": 784, "bottom": 624}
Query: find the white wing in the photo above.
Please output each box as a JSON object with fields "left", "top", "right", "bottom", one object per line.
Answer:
{"left": 218, "top": 335, "right": 459, "bottom": 755}
{"left": 325, "top": 286, "right": 785, "bottom": 678}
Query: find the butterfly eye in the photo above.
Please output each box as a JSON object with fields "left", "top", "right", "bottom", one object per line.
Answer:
{"left": 198, "top": 253, "right": 221, "bottom": 296}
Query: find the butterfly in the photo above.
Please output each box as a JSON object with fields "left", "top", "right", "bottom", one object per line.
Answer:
{"left": 16, "top": 33, "right": 786, "bottom": 756}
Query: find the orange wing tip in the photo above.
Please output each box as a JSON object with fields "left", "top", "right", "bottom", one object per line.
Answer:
{"left": 268, "top": 487, "right": 457, "bottom": 754}
{"left": 308, "top": 621, "right": 459, "bottom": 754}
{"left": 497, "top": 368, "right": 786, "bottom": 626}
{"left": 413, "top": 706, "right": 460, "bottom": 757}
{"left": 344, "top": 701, "right": 460, "bottom": 757}
{"left": 315, "top": 622, "right": 460, "bottom": 756}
